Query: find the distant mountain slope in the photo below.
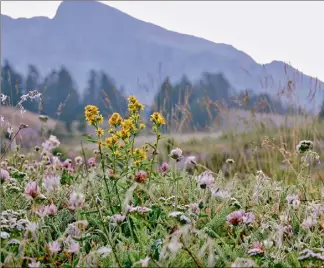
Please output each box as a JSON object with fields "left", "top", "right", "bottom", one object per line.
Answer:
{"left": 1, "top": 1, "right": 323, "bottom": 110}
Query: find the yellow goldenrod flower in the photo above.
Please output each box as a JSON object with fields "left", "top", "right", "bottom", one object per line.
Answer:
{"left": 105, "top": 136, "right": 118, "bottom": 148}
{"left": 133, "top": 148, "right": 147, "bottom": 160}
{"left": 150, "top": 112, "right": 166, "bottom": 126}
{"left": 96, "top": 128, "right": 104, "bottom": 137}
{"left": 139, "top": 123, "right": 146, "bottom": 130}
{"left": 97, "top": 114, "right": 104, "bottom": 124}
{"left": 85, "top": 105, "right": 99, "bottom": 125}
{"left": 98, "top": 139, "right": 103, "bottom": 149}
{"left": 108, "top": 113, "right": 123, "bottom": 127}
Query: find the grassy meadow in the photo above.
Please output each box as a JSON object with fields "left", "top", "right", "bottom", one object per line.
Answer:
{"left": 0, "top": 95, "right": 324, "bottom": 268}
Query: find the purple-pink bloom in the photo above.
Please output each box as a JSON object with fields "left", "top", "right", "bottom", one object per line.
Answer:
{"left": 159, "top": 162, "right": 169, "bottom": 173}
{"left": 24, "top": 181, "right": 42, "bottom": 200}
{"left": 0, "top": 169, "right": 9, "bottom": 182}
{"left": 226, "top": 210, "right": 245, "bottom": 225}
{"left": 66, "top": 239, "right": 80, "bottom": 254}
{"left": 48, "top": 240, "right": 61, "bottom": 254}
{"left": 43, "top": 174, "right": 60, "bottom": 192}
{"left": 46, "top": 204, "right": 57, "bottom": 215}
{"left": 88, "top": 157, "right": 96, "bottom": 166}
{"left": 242, "top": 212, "right": 255, "bottom": 224}
{"left": 68, "top": 192, "right": 85, "bottom": 210}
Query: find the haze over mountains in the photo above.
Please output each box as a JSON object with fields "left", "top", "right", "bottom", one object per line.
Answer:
{"left": 1, "top": 0, "right": 323, "bottom": 109}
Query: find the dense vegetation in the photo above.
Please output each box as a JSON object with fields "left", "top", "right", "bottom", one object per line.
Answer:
{"left": 0, "top": 96, "right": 323, "bottom": 267}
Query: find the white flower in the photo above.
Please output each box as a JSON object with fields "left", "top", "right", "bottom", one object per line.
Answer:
{"left": 169, "top": 148, "right": 183, "bottom": 162}
{"left": 286, "top": 194, "right": 299, "bottom": 204}
{"left": 7, "top": 127, "right": 14, "bottom": 137}
{"left": 0, "top": 231, "right": 10, "bottom": 239}
{"left": 168, "top": 211, "right": 183, "bottom": 218}
{"left": 292, "top": 199, "right": 301, "bottom": 210}
{"left": 211, "top": 188, "right": 231, "bottom": 200}
{"left": 185, "top": 156, "right": 197, "bottom": 166}
{"left": 196, "top": 171, "right": 215, "bottom": 189}
{"left": 28, "top": 259, "right": 40, "bottom": 268}
{"left": 43, "top": 174, "right": 60, "bottom": 192}
{"left": 97, "top": 246, "right": 112, "bottom": 258}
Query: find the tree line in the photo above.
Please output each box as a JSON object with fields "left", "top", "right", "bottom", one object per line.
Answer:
{"left": 1, "top": 60, "right": 298, "bottom": 133}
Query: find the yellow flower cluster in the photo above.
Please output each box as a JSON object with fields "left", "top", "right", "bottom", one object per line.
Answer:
{"left": 133, "top": 148, "right": 147, "bottom": 161}
{"left": 105, "top": 135, "right": 118, "bottom": 148}
{"left": 150, "top": 112, "right": 166, "bottom": 126}
{"left": 128, "top": 95, "right": 144, "bottom": 114}
{"left": 85, "top": 105, "right": 100, "bottom": 125}
{"left": 96, "top": 128, "right": 104, "bottom": 137}
{"left": 108, "top": 113, "right": 123, "bottom": 127}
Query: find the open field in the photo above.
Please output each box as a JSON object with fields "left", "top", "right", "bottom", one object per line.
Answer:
{"left": 1, "top": 98, "right": 324, "bottom": 267}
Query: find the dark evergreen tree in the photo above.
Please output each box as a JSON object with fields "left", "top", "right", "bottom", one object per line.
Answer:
{"left": 1, "top": 60, "right": 23, "bottom": 106}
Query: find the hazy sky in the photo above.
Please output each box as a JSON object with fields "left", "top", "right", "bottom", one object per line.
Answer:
{"left": 1, "top": 1, "right": 324, "bottom": 81}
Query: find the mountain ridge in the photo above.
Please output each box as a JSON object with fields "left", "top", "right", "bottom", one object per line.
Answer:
{"left": 1, "top": 0, "right": 323, "bottom": 110}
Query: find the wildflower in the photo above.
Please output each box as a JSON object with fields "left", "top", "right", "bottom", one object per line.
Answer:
{"left": 133, "top": 256, "right": 151, "bottom": 268}
{"left": 1, "top": 231, "right": 10, "bottom": 239}
{"left": 196, "top": 171, "right": 215, "bottom": 189}
{"left": 159, "top": 162, "right": 169, "bottom": 173}
{"left": 105, "top": 137, "right": 117, "bottom": 148}
{"left": 110, "top": 214, "right": 126, "bottom": 224}
{"left": 66, "top": 239, "right": 80, "bottom": 254}
{"left": 179, "top": 215, "right": 191, "bottom": 224}
{"left": 301, "top": 217, "right": 317, "bottom": 229}
{"left": 46, "top": 204, "right": 57, "bottom": 215}
{"left": 97, "top": 114, "right": 104, "bottom": 124}
{"left": 226, "top": 210, "right": 245, "bottom": 226}
{"left": 128, "top": 95, "right": 144, "bottom": 113}
{"left": 248, "top": 241, "right": 264, "bottom": 256}
{"left": 88, "top": 157, "right": 96, "bottom": 166}
{"left": 36, "top": 206, "right": 48, "bottom": 218}
{"left": 169, "top": 148, "right": 183, "bottom": 162}
{"left": 286, "top": 194, "right": 299, "bottom": 205}
{"left": 0, "top": 169, "right": 9, "bottom": 183}
{"left": 211, "top": 188, "right": 231, "bottom": 200}
{"left": 28, "top": 259, "right": 41, "bottom": 268}
{"left": 7, "top": 127, "right": 14, "bottom": 137}
{"left": 298, "top": 249, "right": 324, "bottom": 261}
{"left": 96, "top": 127, "right": 104, "bottom": 137}
{"left": 85, "top": 105, "right": 99, "bottom": 125}
{"left": 48, "top": 240, "right": 61, "bottom": 254}
{"left": 283, "top": 225, "right": 293, "bottom": 234}
{"left": 69, "top": 191, "right": 85, "bottom": 210}
{"left": 296, "top": 140, "right": 313, "bottom": 153}
{"left": 108, "top": 112, "right": 123, "bottom": 127}
{"left": 25, "top": 222, "right": 38, "bottom": 241}
{"left": 185, "top": 156, "right": 197, "bottom": 166}
{"left": 150, "top": 112, "right": 166, "bottom": 126}
{"left": 134, "top": 170, "right": 147, "bottom": 183}
{"left": 133, "top": 148, "right": 147, "bottom": 161}
{"left": 43, "top": 174, "right": 60, "bottom": 192}
{"left": 242, "top": 212, "right": 255, "bottom": 224}
{"left": 292, "top": 199, "right": 301, "bottom": 210}
{"left": 168, "top": 211, "right": 183, "bottom": 218}
{"left": 24, "top": 181, "right": 45, "bottom": 200}
{"left": 226, "top": 158, "right": 235, "bottom": 164}
{"left": 74, "top": 156, "right": 83, "bottom": 166}
{"left": 97, "top": 246, "right": 112, "bottom": 258}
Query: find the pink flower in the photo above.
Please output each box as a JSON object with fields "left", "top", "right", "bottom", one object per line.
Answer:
{"left": 46, "top": 204, "right": 57, "bottom": 215}
{"left": 135, "top": 171, "right": 147, "bottom": 183}
{"left": 159, "top": 162, "right": 169, "bottom": 173}
{"left": 196, "top": 171, "right": 215, "bottom": 189}
{"left": 111, "top": 214, "right": 126, "bottom": 224}
{"left": 36, "top": 206, "right": 48, "bottom": 218}
{"left": 24, "top": 181, "right": 44, "bottom": 200}
{"left": 248, "top": 241, "right": 264, "bottom": 256}
{"left": 68, "top": 192, "right": 85, "bottom": 210}
{"left": 48, "top": 240, "right": 61, "bottom": 254}
{"left": 227, "top": 210, "right": 245, "bottom": 225}
{"left": 43, "top": 174, "right": 60, "bottom": 192}
{"left": 227, "top": 210, "right": 255, "bottom": 226}
{"left": 88, "top": 157, "right": 96, "bottom": 166}
{"left": 66, "top": 239, "right": 80, "bottom": 254}
{"left": 0, "top": 169, "right": 9, "bottom": 182}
